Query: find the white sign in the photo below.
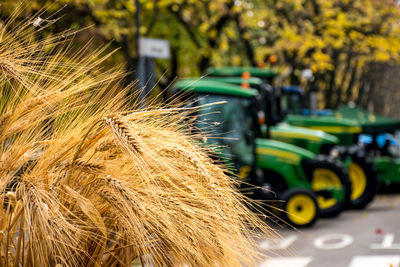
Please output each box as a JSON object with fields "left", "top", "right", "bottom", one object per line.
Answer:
{"left": 139, "top": 38, "right": 170, "bottom": 59}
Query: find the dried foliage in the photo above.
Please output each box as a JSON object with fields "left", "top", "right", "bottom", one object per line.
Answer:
{"left": 0, "top": 9, "right": 272, "bottom": 267}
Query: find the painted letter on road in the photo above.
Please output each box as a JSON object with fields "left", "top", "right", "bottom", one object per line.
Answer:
{"left": 314, "top": 233, "right": 353, "bottom": 250}
{"left": 371, "top": 234, "right": 400, "bottom": 249}
{"left": 260, "top": 235, "right": 298, "bottom": 250}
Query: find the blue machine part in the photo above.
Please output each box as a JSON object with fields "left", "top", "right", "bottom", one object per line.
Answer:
{"left": 359, "top": 134, "right": 373, "bottom": 145}
{"left": 301, "top": 109, "right": 333, "bottom": 116}
{"left": 282, "top": 85, "right": 333, "bottom": 116}
{"left": 282, "top": 85, "right": 304, "bottom": 94}
{"left": 359, "top": 134, "right": 398, "bottom": 148}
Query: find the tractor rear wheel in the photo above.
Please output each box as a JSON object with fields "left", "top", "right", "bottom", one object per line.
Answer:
{"left": 345, "top": 146, "right": 378, "bottom": 209}
{"left": 280, "top": 188, "right": 319, "bottom": 228}
{"left": 305, "top": 156, "right": 352, "bottom": 218}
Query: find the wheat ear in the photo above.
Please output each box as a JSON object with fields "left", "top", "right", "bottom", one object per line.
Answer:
{"left": 0, "top": 112, "right": 11, "bottom": 135}
{"left": 66, "top": 159, "right": 104, "bottom": 175}
{"left": 104, "top": 114, "right": 142, "bottom": 154}
{"left": 0, "top": 59, "right": 18, "bottom": 77}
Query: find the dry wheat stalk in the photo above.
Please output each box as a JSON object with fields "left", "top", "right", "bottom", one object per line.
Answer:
{"left": 0, "top": 6, "right": 274, "bottom": 267}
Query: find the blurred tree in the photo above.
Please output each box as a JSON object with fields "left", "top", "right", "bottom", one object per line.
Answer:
{"left": 0, "top": 0, "right": 243, "bottom": 89}
{"left": 2, "top": 0, "right": 400, "bottom": 108}
{"left": 243, "top": 0, "right": 400, "bottom": 108}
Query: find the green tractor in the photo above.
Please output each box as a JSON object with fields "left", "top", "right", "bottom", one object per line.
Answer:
{"left": 279, "top": 85, "right": 379, "bottom": 208}
{"left": 172, "top": 79, "right": 350, "bottom": 227}
{"left": 328, "top": 106, "right": 400, "bottom": 187}
{"left": 205, "top": 67, "right": 375, "bottom": 210}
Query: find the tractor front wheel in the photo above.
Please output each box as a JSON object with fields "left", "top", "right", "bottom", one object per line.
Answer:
{"left": 280, "top": 188, "right": 319, "bottom": 228}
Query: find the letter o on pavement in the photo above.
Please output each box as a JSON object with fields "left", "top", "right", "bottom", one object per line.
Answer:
{"left": 314, "top": 234, "right": 354, "bottom": 250}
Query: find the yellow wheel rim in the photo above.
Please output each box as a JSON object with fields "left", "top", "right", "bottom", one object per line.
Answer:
{"left": 348, "top": 162, "right": 367, "bottom": 201}
{"left": 286, "top": 194, "right": 316, "bottom": 225}
{"left": 312, "top": 168, "right": 341, "bottom": 209}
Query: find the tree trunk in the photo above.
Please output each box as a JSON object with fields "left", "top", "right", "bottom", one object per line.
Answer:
{"left": 324, "top": 50, "right": 340, "bottom": 108}
{"left": 335, "top": 54, "right": 354, "bottom": 106}
{"left": 234, "top": 15, "right": 257, "bottom": 66}
{"left": 343, "top": 59, "right": 358, "bottom": 104}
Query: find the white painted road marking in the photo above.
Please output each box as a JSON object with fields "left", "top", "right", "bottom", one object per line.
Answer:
{"left": 259, "top": 257, "right": 312, "bottom": 267}
{"left": 371, "top": 234, "right": 400, "bottom": 249}
{"left": 348, "top": 256, "right": 400, "bottom": 267}
{"left": 313, "top": 233, "right": 354, "bottom": 250}
{"left": 259, "top": 235, "right": 298, "bottom": 250}
{"left": 260, "top": 233, "right": 400, "bottom": 251}
{"left": 259, "top": 256, "right": 400, "bottom": 267}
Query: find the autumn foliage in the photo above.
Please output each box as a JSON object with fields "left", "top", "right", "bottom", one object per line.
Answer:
{"left": 2, "top": 1, "right": 400, "bottom": 107}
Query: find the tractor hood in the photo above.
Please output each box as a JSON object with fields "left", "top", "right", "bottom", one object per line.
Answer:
{"left": 255, "top": 138, "right": 315, "bottom": 165}
{"left": 270, "top": 123, "right": 339, "bottom": 145}
{"left": 330, "top": 106, "right": 400, "bottom": 134}
{"left": 206, "top": 67, "right": 277, "bottom": 78}
{"left": 286, "top": 114, "right": 362, "bottom": 134}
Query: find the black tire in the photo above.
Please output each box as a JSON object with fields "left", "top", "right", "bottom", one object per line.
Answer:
{"left": 280, "top": 188, "right": 319, "bottom": 228}
{"left": 342, "top": 146, "right": 378, "bottom": 209}
{"left": 303, "top": 155, "right": 352, "bottom": 218}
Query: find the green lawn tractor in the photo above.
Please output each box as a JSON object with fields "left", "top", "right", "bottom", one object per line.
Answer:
{"left": 205, "top": 67, "right": 375, "bottom": 210}
{"left": 172, "top": 79, "right": 350, "bottom": 227}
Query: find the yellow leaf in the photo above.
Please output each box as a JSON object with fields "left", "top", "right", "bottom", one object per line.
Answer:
{"left": 220, "top": 40, "right": 229, "bottom": 51}
{"left": 209, "top": 29, "right": 217, "bottom": 39}
{"left": 226, "top": 27, "right": 236, "bottom": 39}
{"left": 374, "top": 51, "right": 390, "bottom": 62}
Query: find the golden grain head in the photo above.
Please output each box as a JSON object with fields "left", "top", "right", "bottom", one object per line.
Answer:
{"left": 0, "top": 7, "right": 273, "bottom": 267}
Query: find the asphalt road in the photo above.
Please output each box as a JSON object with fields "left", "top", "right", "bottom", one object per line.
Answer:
{"left": 258, "top": 194, "right": 400, "bottom": 267}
